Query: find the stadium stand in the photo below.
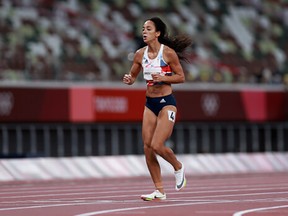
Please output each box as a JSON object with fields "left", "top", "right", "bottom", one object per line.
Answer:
{"left": 0, "top": 0, "right": 287, "bottom": 84}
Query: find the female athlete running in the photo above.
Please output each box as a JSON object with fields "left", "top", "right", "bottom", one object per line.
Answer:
{"left": 123, "top": 17, "right": 192, "bottom": 201}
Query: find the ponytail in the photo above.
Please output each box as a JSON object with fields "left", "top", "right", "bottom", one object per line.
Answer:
{"left": 148, "top": 17, "right": 193, "bottom": 61}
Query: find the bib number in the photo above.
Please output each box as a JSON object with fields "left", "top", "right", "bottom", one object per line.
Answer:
{"left": 168, "top": 110, "right": 176, "bottom": 122}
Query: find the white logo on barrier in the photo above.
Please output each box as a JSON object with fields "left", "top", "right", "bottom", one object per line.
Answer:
{"left": 0, "top": 92, "right": 14, "bottom": 116}
{"left": 95, "top": 96, "right": 128, "bottom": 113}
{"left": 201, "top": 93, "right": 220, "bottom": 116}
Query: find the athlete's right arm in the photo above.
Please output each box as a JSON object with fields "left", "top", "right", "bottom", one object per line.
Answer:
{"left": 123, "top": 49, "right": 143, "bottom": 85}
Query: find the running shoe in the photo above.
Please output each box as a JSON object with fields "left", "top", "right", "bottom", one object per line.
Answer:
{"left": 174, "top": 162, "right": 186, "bottom": 191}
{"left": 141, "top": 190, "right": 166, "bottom": 201}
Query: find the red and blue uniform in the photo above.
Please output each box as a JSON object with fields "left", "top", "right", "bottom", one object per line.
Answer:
{"left": 142, "top": 44, "right": 172, "bottom": 86}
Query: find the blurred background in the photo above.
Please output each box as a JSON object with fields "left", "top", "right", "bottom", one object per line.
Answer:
{"left": 0, "top": 0, "right": 288, "bottom": 158}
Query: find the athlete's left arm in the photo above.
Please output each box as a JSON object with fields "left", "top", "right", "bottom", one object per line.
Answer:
{"left": 159, "top": 46, "right": 185, "bottom": 84}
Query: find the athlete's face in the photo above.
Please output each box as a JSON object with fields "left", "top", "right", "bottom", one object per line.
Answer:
{"left": 142, "top": 20, "right": 160, "bottom": 43}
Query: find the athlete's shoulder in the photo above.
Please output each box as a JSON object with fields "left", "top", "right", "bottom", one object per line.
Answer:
{"left": 136, "top": 46, "right": 146, "bottom": 54}
{"left": 163, "top": 45, "right": 175, "bottom": 54}
{"left": 163, "top": 45, "right": 177, "bottom": 61}
{"left": 135, "top": 46, "right": 146, "bottom": 57}
{"left": 133, "top": 46, "right": 146, "bottom": 63}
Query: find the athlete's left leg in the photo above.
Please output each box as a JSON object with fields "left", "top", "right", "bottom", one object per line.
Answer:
{"left": 150, "top": 105, "right": 182, "bottom": 171}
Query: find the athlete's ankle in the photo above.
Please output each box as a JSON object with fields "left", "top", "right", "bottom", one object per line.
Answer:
{"left": 157, "top": 188, "right": 165, "bottom": 194}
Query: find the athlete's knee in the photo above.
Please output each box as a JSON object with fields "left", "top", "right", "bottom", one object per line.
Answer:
{"left": 151, "top": 142, "right": 164, "bottom": 155}
{"left": 144, "top": 144, "right": 151, "bottom": 152}
{"left": 144, "top": 144, "right": 155, "bottom": 156}
{"left": 144, "top": 145, "right": 158, "bottom": 163}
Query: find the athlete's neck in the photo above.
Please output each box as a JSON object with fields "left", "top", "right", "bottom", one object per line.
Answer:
{"left": 147, "top": 42, "right": 161, "bottom": 59}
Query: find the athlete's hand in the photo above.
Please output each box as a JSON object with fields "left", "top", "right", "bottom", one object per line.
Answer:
{"left": 123, "top": 74, "right": 133, "bottom": 85}
{"left": 151, "top": 73, "right": 164, "bottom": 83}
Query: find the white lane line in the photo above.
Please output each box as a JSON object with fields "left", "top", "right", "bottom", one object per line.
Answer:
{"left": 1, "top": 190, "right": 288, "bottom": 208}
{"left": 0, "top": 194, "right": 287, "bottom": 214}
{"left": 1, "top": 185, "right": 288, "bottom": 199}
{"left": 0, "top": 181, "right": 153, "bottom": 193}
{"left": 74, "top": 200, "right": 236, "bottom": 216}
{"left": 0, "top": 199, "right": 233, "bottom": 212}
{"left": 1, "top": 174, "right": 287, "bottom": 194}
{"left": 4, "top": 182, "right": 288, "bottom": 194}
{"left": 75, "top": 198, "right": 288, "bottom": 216}
{"left": 233, "top": 205, "right": 288, "bottom": 216}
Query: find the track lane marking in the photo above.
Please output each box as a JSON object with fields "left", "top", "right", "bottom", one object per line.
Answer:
{"left": 233, "top": 205, "right": 288, "bottom": 216}
{"left": 1, "top": 185, "right": 288, "bottom": 199}
{"left": 74, "top": 200, "right": 237, "bottom": 216}
{"left": 0, "top": 191, "right": 288, "bottom": 211}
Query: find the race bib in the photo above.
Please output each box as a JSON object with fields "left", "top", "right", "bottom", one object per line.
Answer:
{"left": 168, "top": 110, "right": 176, "bottom": 122}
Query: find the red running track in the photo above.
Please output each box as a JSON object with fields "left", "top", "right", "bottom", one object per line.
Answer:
{"left": 0, "top": 172, "right": 288, "bottom": 216}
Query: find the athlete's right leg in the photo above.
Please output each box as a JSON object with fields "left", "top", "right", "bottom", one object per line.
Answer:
{"left": 150, "top": 106, "right": 186, "bottom": 191}
{"left": 142, "top": 107, "right": 164, "bottom": 194}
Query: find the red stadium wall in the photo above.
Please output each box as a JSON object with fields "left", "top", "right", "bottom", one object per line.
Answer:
{"left": 92, "top": 88, "right": 145, "bottom": 122}
{"left": 0, "top": 86, "right": 287, "bottom": 122}
{"left": 174, "top": 89, "right": 287, "bottom": 122}
{"left": 0, "top": 88, "right": 70, "bottom": 122}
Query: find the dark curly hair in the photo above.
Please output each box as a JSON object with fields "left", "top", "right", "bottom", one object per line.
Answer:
{"left": 148, "top": 17, "right": 193, "bottom": 61}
